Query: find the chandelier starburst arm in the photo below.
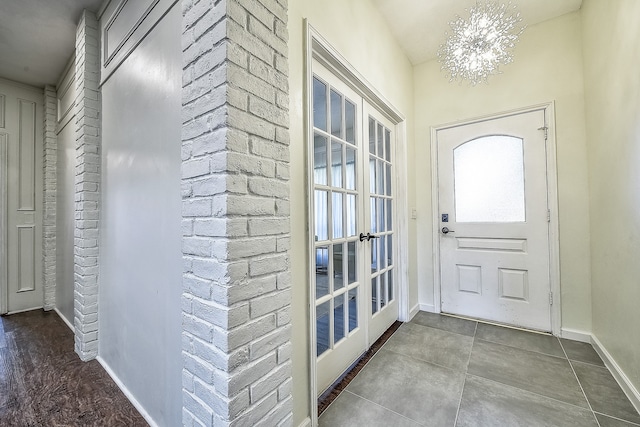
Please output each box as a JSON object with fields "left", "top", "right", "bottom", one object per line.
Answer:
{"left": 437, "top": 1, "right": 525, "bottom": 85}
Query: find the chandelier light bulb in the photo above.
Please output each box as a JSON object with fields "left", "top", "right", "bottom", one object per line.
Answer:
{"left": 438, "top": 1, "right": 525, "bottom": 85}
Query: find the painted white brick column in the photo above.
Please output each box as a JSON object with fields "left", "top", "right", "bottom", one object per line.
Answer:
{"left": 181, "top": 0, "right": 292, "bottom": 426}
{"left": 43, "top": 85, "right": 57, "bottom": 311}
{"left": 73, "top": 10, "right": 101, "bottom": 361}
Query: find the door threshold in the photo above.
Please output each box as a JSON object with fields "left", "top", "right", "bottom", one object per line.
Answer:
{"left": 440, "top": 312, "right": 553, "bottom": 336}
{"left": 317, "top": 320, "right": 402, "bottom": 417}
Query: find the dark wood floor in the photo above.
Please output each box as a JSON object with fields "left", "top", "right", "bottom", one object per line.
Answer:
{"left": 0, "top": 310, "right": 147, "bottom": 426}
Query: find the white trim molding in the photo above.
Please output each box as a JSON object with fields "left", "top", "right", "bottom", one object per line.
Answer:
{"left": 409, "top": 303, "right": 420, "bottom": 320}
{"left": 418, "top": 303, "right": 436, "bottom": 314}
{"left": 97, "top": 357, "right": 159, "bottom": 427}
{"left": 560, "top": 327, "right": 591, "bottom": 343}
{"left": 54, "top": 307, "right": 75, "bottom": 332}
{"left": 430, "top": 102, "right": 562, "bottom": 336}
{"left": 591, "top": 335, "right": 640, "bottom": 415}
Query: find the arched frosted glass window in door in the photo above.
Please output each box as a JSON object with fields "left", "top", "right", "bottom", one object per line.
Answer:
{"left": 454, "top": 135, "right": 525, "bottom": 223}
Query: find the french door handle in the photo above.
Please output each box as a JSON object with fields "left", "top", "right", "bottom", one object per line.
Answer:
{"left": 441, "top": 227, "right": 454, "bottom": 234}
{"left": 359, "top": 232, "right": 379, "bottom": 242}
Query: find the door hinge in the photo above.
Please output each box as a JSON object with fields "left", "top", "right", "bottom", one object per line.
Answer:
{"left": 549, "top": 292, "right": 553, "bottom": 306}
{"left": 538, "top": 126, "right": 549, "bottom": 140}
{"left": 547, "top": 209, "right": 551, "bottom": 222}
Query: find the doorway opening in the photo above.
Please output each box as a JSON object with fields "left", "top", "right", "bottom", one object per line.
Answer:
{"left": 305, "top": 23, "right": 410, "bottom": 426}
{"left": 431, "top": 104, "right": 561, "bottom": 334}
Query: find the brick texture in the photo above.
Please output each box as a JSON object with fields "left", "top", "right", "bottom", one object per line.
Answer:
{"left": 73, "top": 10, "right": 101, "bottom": 361}
{"left": 43, "top": 85, "right": 57, "bottom": 310}
{"left": 181, "top": 0, "right": 291, "bottom": 425}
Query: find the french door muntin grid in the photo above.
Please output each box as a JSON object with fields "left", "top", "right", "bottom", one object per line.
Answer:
{"left": 313, "top": 74, "right": 361, "bottom": 357}
{"left": 367, "top": 117, "right": 394, "bottom": 316}
{"left": 312, "top": 72, "right": 396, "bottom": 358}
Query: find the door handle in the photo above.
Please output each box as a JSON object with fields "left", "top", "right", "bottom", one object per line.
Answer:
{"left": 441, "top": 227, "right": 455, "bottom": 235}
{"left": 359, "top": 232, "right": 379, "bottom": 242}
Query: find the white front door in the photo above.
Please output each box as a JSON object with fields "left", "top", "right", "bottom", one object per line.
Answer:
{"left": 437, "top": 110, "right": 551, "bottom": 331}
{"left": 0, "top": 81, "right": 44, "bottom": 314}
{"left": 312, "top": 61, "right": 398, "bottom": 394}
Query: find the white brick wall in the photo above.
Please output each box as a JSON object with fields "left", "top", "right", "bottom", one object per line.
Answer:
{"left": 73, "top": 10, "right": 101, "bottom": 361}
{"left": 181, "top": 0, "right": 291, "bottom": 425}
{"left": 43, "top": 85, "right": 57, "bottom": 310}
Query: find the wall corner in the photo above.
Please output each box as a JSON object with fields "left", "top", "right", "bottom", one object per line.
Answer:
{"left": 73, "top": 9, "right": 102, "bottom": 361}
{"left": 43, "top": 85, "right": 58, "bottom": 311}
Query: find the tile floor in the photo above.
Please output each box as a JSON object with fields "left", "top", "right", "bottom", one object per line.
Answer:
{"left": 319, "top": 312, "right": 640, "bottom": 427}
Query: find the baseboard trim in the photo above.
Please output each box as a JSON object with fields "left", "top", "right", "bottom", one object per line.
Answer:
{"left": 409, "top": 303, "right": 420, "bottom": 320}
{"left": 54, "top": 308, "right": 74, "bottom": 332}
{"left": 560, "top": 327, "right": 591, "bottom": 343}
{"left": 96, "top": 356, "right": 158, "bottom": 427}
{"left": 6, "top": 306, "right": 43, "bottom": 315}
{"left": 418, "top": 303, "right": 436, "bottom": 313}
{"left": 297, "top": 416, "right": 311, "bottom": 427}
{"left": 591, "top": 334, "right": 640, "bottom": 415}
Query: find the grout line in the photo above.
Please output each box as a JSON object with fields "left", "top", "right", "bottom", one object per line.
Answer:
{"left": 342, "top": 390, "right": 428, "bottom": 426}
{"left": 317, "top": 320, "right": 402, "bottom": 417}
{"left": 441, "top": 312, "right": 552, "bottom": 336}
{"left": 559, "top": 339, "right": 602, "bottom": 427}
{"left": 382, "top": 346, "right": 468, "bottom": 375}
{"left": 473, "top": 336, "right": 569, "bottom": 361}
{"left": 453, "top": 322, "right": 477, "bottom": 426}
{"left": 593, "top": 411, "right": 640, "bottom": 426}
{"left": 464, "top": 371, "right": 598, "bottom": 414}
{"left": 568, "top": 358, "right": 607, "bottom": 368}
{"left": 407, "top": 321, "right": 471, "bottom": 338}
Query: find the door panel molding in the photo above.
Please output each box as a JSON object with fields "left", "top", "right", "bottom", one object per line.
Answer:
{"left": 430, "top": 102, "right": 561, "bottom": 335}
{"left": 18, "top": 99, "right": 36, "bottom": 211}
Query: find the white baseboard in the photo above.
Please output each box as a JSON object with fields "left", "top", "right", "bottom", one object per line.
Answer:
{"left": 298, "top": 416, "right": 311, "bottom": 427}
{"left": 591, "top": 334, "right": 640, "bottom": 415}
{"left": 54, "top": 307, "right": 74, "bottom": 332}
{"left": 409, "top": 303, "right": 420, "bottom": 320}
{"left": 418, "top": 303, "right": 436, "bottom": 313}
{"left": 6, "top": 306, "right": 43, "bottom": 315}
{"left": 560, "top": 327, "right": 591, "bottom": 343}
{"left": 96, "top": 356, "right": 158, "bottom": 427}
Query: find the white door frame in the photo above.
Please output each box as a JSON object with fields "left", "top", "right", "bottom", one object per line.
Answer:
{"left": 0, "top": 132, "right": 7, "bottom": 314}
{"left": 430, "top": 102, "right": 561, "bottom": 336}
{"left": 304, "top": 21, "right": 409, "bottom": 427}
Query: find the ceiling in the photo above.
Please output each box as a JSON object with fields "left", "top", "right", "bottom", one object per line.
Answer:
{"left": 0, "top": 0, "right": 583, "bottom": 88}
{"left": 0, "top": 0, "right": 103, "bottom": 88}
{"left": 372, "top": 0, "right": 583, "bottom": 65}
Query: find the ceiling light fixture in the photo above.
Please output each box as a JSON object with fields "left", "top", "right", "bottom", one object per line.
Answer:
{"left": 438, "top": 1, "right": 525, "bottom": 85}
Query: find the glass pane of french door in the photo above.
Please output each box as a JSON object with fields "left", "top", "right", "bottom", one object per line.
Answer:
{"left": 312, "top": 61, "right": 398, "bottom": 394}
{"left": 364, "top": 106, "right": 398, "bottom": 343}
{"left": 312, "top": 72, "right": 362, "bottom": 361}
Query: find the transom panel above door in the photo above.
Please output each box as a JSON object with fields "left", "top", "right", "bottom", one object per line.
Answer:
{"left": 435, "top": 109, "right": 553, "bottom": 332}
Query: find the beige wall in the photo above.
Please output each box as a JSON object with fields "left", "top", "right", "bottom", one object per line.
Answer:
{"left": 287, "top": 0, "right": 416, "bottom": 423}
{"left": 413, "top": 12, "right": 593, "bottom": 333}
{"left": 582, "top": 0, "right": 640, "bottom": 396}
{"left": 414, "top": 12, "right": 591, "bottom": 333}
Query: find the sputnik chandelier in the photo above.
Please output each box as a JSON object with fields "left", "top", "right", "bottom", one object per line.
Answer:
{"left": 437, "top": 1, "right": 525, "bottom": 85}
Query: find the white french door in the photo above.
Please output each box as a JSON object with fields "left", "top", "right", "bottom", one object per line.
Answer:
{"left": 436, "top": 109, "right": 551, "bottom": 331}
{"left": 311, "top": 61, "right": 397, "bottom": 394}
